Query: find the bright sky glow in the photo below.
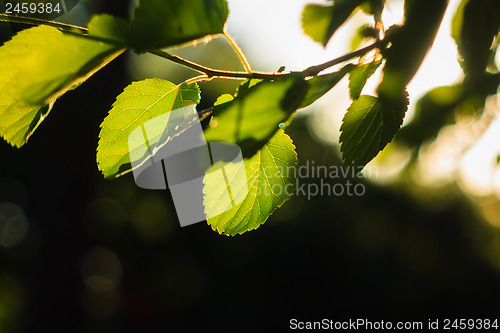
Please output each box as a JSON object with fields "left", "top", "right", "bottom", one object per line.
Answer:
{"left": 227, "top": 1, "right": 500, "bottom": 200}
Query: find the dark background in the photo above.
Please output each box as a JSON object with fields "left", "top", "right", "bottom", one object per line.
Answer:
{"left": 1, "top": 1, "right": 500, "bottom": 332}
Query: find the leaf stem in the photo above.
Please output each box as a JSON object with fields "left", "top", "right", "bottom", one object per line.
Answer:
{"left": 183, "top": 75, "right": 211, "bottom": 85}
{"left": 149, "top": 40, "right": 385, "bottom": 81}
{"left": 224, "top": 31, "right": 252, "bottom": 74}
{"left": 148, "top": 49, "right": 280, "bottom": 80}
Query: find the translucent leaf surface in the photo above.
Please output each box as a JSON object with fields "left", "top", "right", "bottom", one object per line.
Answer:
{"left": 130, "top": 0, "right": 229, "bottom": 50}
{"left": 204, "top": 130, "right": 298, "bottom": 235}
{"left": 300, "top": 64, "right": 353, "bottom": 108}
{"left": 395, "top": 85, "right": 463, "bottom": 148}
{"left": 359, "top": 0, "right": 385, "bottom": 23}
{"left": 340, "top": 93, "right": 408, "bottom": 167}
{"left": 97, "top": 79, "right": 200, "bottom": 178}
{"left": 0, "top": 15, "right": 127, "bottom": 147}
{"left": 87, "top": 14, "right": 130, "bottom": 44}
{"left": 348, "top": 58, "right": 381, "bottom": 100}
{"left": 16, "top": 17, "right": 126, "bottom": 105}
{"left": 0, "top": 26, "right": 57, "bottom": 147}
{"left": 452, "top": 0, "right": 500, "bottom": 80}
{"left": 301, "top": 0, "right": 363, "bottom": 47}
{"left": 204, "top": 77, "right": 307, "bottom": 158}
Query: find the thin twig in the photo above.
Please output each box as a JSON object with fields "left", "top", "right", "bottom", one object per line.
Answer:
{"left": 224, "top": 31, "right": 252, "bottom": 73}
{"left": 148, "top": 49, "right": 282, "bottom": 80}
{"left": 303, "top": 40, "right": 385, "bottom": 76}
{"left": 149, "top": 40, "right": 385, "bottom": 81}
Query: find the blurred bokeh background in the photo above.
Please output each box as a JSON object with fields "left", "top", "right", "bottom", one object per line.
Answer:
{"left": 1, "top": 0, "right": 500, "bottom": 332}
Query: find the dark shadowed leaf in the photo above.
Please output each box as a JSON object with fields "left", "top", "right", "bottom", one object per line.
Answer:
{"left": 396, "top": 85, "right": 463, "bottom": 148}
{"left": 397, "top": 73, "right": 500, "bottom": 148}
{"left": 380, "top": 0, "right": 449, "bottom": 91}
{"left": 340, "top": 92, "right": 408, "bottom": 167}
{"left": 300, "top": 64, "right": 353, "bottom": 108}
{"left": 452, "top": 0, "right": 500, "bottom": 80}
{"left": 349, "top": 58, "right": 382, "bottom": 100}
{"left": 360, "top": 0, "right": 385, "bottom": 23}
{"left": 130, "top": 0, "right": 229, "bottom": 50}
{"left": 301, "top": 0, "right": 363, "bottom": 47}
{"left": 350, "top": 24, "right": 380, "bottom": 50}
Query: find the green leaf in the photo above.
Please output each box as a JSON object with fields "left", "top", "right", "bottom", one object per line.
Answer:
{"left": 348, "top": 58, "right": 382, "bottom": 100}
{"left": 452, "top": 0, "right": 500, "bottom": 80}
{"left": 360, "top": 0, "right": 385, "bottom": 23}
{"left": 397, "top": 74, "right": 500, "bottom": 148}
{"left": 302, "top": 0, "right": 363, "bottom": 47}
{"left": 0, "top": 26, "right": 57, "bottom": 147}
{"left": 130, "top": 0, "right": 229, "bottom": 50}
{"left": 339, "top": 93, "right": 408, "bottom": 167}
{"left": 350, "top": 24, "right": 379, "bottom": 50}
{"left": 0, "top": 16, "right": 127, "bottom": 147}
{"left": 204, "top": 77, "right": 308, "bottom": 158}
{"left": 97, "top": 79, "right": 201, "bottom": 178}
{"left": 300, "top": 64, "right": 353, "bottom": 108}
{"left": 380, "top": 0, "right": 449, "bottom": 91}
{"left": 15, "top": 19, "right": 126, "bottom": 105}
{"left": 396, "top": 85, "right": 464, "bottom": 147}
{"left": 87, "top": 14, "right": 130, "bottom": 44}
{"left": 204, "top": 129, "right": 298, "bottom": 235}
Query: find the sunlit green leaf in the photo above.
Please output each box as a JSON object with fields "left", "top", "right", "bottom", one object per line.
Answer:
{"left": 300, "top": 64, "right": 353, "bottom": 108}
{"left": 349, "top": 24, "right": 379, "bottom": 50}
{"left": 0, "top": 15, "right": 127, "bottom": 147}
{"left": 130, "top": 0, "right": 229, "bottom": 50}
{"left": 0, "top": 26, "right": 56, "bottom": 147}
{"left": 15, "top": 18, "right": 126, "bottom": 105}
{"left": 301, "top": 0, "right": 363, "bottom": 47}
{"left": 97, "top": 79, "right": 200, "bottom": 178}
{"left": 340, "top": 93, "right": 408, "bottom": 167}
{"left": 452, "top": 0, "right": 500, "bottom": 80}
{"left": 349, "top": 58, "right": 382, "bottom": 100}
{"left": 204, "top": 129, "right": 298, "bottom": 235}
{"left": 397, "top": 74, "right": 500, "bottom": 148}
{"left": 204, "top": 77, "right": 307, "bottom": 158}
{"left": 87, "top": 14, "right": 130, "bottom": 44}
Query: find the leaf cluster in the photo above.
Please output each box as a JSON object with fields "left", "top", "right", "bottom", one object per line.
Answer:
{"left": 0, "top": 0, "right": 498, "bottom": 235}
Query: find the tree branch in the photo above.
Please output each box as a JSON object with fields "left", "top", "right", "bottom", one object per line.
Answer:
{"left": 149, "top": 39, "right": 386, "bottom": 81}
{"left": 302, "top": 39, "right": 386, "bottom": 76}
{"left": 148, "top": 49, "right": 282, "bottom": 80}
{"left": 0, "top": 12, "right": 387, "bottom": 81}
